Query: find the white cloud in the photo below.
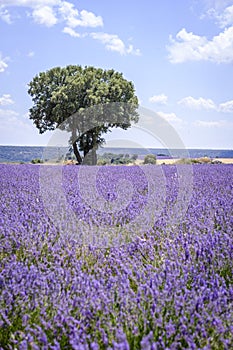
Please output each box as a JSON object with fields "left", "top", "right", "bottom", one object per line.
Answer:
{"left": 27, "top": 50, "right": 35, "bottom": 57}
{"left": 137, "top": 97, "right": 143, "bottom": 105}
{"left": 1, "top": 1, "right": 141, "bottom": 56}
{"left": 0, "top": 110, "right": 35, "bottom": 145}
{"left": 0, "top": 109, "right": 34, "bottom": 136}
{"left": 219, "top": 99, "right": 233, "bottom": 112}
{"left": 75, "top": 10, "right": 103, "bottom": 28}
{"left": 58, "top": 1, "right": 79, "bottom": 27}
{"left": 91, "top": 32, "right": 125, "bottom": 55}
{"left": 0, "top": 54, "right": 8, "bottom": 73}
{"left": 194, "top": 120, "right": 227, "bottom": 127}
{"left": 216, "top": 5, "right": 233, "bottom": 27}
{"left": 178, "top": 95, "right": 233, "bottom": 113}
{"left": 59, "top": 2, "right": 103, "bottom": 28}
{"left": 204, "top": 4, "right": 233, "bottom": 28}
{"left": 205, "top": 0, "right": 233, "bottom": 10}
{"left": 90, "top": 32, "right": 140, "bottom": 56}
{"left": 0, "top": 108, "right": 19, "bottom": 119}
{"left": 167, "top": 26, "right": 233, "bottom": 63}
{"left": 178, "top": 96, "right": 216, "bottom": 110}
{"left": 157, "top": 111, "right": 182, "bottom": 123}
{"left": 1, "top": 1, "right": 103, "bottom": 28}
{"left": 63, "top": 26, "right": 80, "bottom": 37}
{"left": 124, "top": 44, "right": 141, "bottom": 56}
{"left": 1, "top": 1, "right": 59, "bottom": 6}
{"left": 32, "top": 5, "right": 57, "bottom": 26}
{"left": 0, "top": 5, "right": 12, "bottom": 23}
{"left": 0, "top": 94, "right": 14, "bottom": 106}
{"left": 149, "top": 94, "right": 168, "bottom": 104}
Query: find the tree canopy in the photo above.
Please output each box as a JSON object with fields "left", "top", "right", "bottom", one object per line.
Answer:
{"left": 28, "top": 65, "right": 138, "bottom": 164}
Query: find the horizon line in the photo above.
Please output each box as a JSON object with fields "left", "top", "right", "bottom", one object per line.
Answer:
{"left": 0, "top": 144, "right": 232, "bottom": 151}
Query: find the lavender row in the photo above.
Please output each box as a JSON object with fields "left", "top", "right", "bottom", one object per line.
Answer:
{"left": 0, "top": 164, "right": 232, "bottom": 349}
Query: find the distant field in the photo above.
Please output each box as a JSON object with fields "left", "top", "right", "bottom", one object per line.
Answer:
{"left": 0, "top": 164, "right": 232, "bottom": 349}
{"left": 1, "top": 145, "right": 233, "bottom": 163}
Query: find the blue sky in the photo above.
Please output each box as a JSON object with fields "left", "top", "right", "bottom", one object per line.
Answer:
{"left": 0, "top": 0, "right": 233, "bottom": 149}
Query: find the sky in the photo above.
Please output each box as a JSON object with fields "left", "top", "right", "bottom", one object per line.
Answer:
{"left": 0, "top": 0, "right": 233, "bottom": 149}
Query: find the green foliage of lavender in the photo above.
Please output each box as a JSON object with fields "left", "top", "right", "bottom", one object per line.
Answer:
{"left": 0, "top": 164, "right": 232, "bottom": 349}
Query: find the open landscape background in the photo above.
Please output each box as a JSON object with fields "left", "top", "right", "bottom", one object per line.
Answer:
{"left": 0, "top": 0, "right": 233, "bottom": 149}
{"left": 0, "top": 145, "right": 233, "bottom": 163}
{"left": 0, "top": 1, "right": 233, "bottom": 348}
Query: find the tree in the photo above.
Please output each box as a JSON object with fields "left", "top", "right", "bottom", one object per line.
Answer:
{"left": 28, "top": 65, "right": 139, "bottom": 165}
{"left": 143, "top": 154, "right": 157, "bottom": 164}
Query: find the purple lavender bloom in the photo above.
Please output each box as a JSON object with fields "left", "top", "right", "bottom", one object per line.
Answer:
{"left": 0, "top": 164, "right": 232, "bottom": 348}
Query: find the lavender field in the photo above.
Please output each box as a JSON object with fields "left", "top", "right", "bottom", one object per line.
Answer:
{"left": 0, "top": 163, "right": 232, "bottom": 349}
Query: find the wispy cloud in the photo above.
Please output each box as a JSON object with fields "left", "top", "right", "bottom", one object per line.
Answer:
{"left": 216, "top": 5, "right": 233, "bottom": 27}
{"left": 62, "top": 29, "right": 140, "bottom": 55}
{"left": 0, "top": 108, "right": 19, "bottom": 119}
{"left": 1, "top": 1, "right": 103, "bottom": 29}
{"left": 0, "top": 1, "right": 140, "bottom": 56}
{"left": 0, "top": 94, "right": 14, "bottom": 106}
{"left": 219, "top": 99, "right": 233, "bottom": 112}
{"left": 194, "top": 120, "right": 227, "bottom": 127}
{"left": 90, "top": 32, "right": 141, "bottom": 56}
{"left": 149, "top": 94, "right": 168, "bottom": 104}
{"left": 204, "top": 4, "right": 233, "bottom": 28}
{"left": 0, "top": 108, "right": 34, "bottom": 141}
{"left": 204, "top": 0, "right": 233, "bottom": 11}
{"left": 126, "top": 44, "right": 141, "bottom": 56}
{"left": 157, "top": 111, "right": 182, "bottom": 123}
{"left": 63, "top": 26, "right": 81, "bottom": 37}
{"left": 0, "top": 5, "right": 11, "bottom": 24}
{"left": 0, "top": 53, "right": 8, "bottom": 73}
{"left": 1, "top": 1, "right": 103, "bottom": 28}
{"left": 178, "top": 96, "right": 216, "bottom": 110}
{"left": 27, "top": 51, "right": 35, "bottom": 57}
{"left": 1, "top": 1, "right": 60, "bottom": 7}
{"left": 178, "top": 95, "right": 233, "bottom": 113}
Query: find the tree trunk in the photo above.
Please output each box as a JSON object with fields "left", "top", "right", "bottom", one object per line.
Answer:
{"left": 73, "top": 140, "right": 82, "bottom": 164}
{"left": 91, "top": 133, "right": 98, "bottom": 165}
{"left": 82, "top": 147, "right": 97, "bottom": 165}
{"left": 92, "top": 148, "right": 97, "bottom": 165}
